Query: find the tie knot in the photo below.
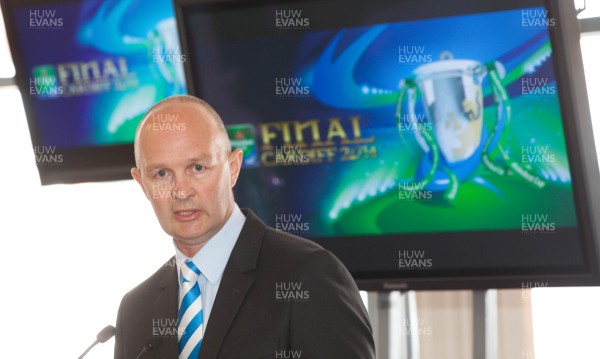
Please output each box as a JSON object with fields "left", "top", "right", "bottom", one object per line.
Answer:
{"left": 181, "top": 259, "right": 201, "bottom": 283}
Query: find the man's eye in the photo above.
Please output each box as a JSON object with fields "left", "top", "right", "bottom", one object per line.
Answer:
{"left": 194, "top": 164, "right": 204, "bottom": 172}
{"left": 156, "top": 169, "right": 167, "bottom": 177}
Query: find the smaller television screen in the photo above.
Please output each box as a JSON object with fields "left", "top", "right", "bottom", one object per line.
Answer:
{"left": 2, "top": 0, "right": 187, "bottom": 184}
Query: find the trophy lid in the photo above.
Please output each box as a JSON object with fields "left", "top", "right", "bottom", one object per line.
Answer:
{"left": 414, "top": 58, "right": 486, "bottom": 80}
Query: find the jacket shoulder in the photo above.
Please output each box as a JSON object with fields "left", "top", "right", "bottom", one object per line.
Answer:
{"left": 258, "top": 226, "right": 340, "bottom": 271}
{"left": 121, "top": 257, "right": 176, "bottom": 303}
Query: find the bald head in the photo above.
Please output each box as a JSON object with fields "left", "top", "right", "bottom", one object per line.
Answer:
{"left": 130, "top": 95, "right": 244, "bottom": 257}
{"left": 134, "top": 95, "right": 230, "bottom": 167}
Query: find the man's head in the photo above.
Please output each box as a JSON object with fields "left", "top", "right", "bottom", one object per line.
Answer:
{"left": 132, "top": 95, "right": 243, "bottom": 257}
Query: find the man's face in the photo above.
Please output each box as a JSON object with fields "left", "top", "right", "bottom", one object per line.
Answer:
{"left": 132, "top": 102, "right": 242, "bottom": 255}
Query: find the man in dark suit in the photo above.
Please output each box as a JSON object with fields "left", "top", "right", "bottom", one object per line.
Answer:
{"left": 114, "top": 95, "right": 375, "bottom": 358}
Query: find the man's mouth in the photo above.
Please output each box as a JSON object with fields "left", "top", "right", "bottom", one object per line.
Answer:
{"left": 176, "top": 210, "right": 195, "bottom": 216}
{"left": 173, "top": 209, "right": 200, "bottom": 221}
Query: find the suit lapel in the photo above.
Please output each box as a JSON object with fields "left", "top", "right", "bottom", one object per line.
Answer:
{"left": 154, "top": 260, "right": 179, "bottom": 357}
{"left": 198, "top": 267, "right": 255, "bottom": 358}
{"left": 199, "top": 209, "right": 267, "bottom": 358}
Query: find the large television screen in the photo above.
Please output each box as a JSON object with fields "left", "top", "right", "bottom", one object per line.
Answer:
{"left": 175, "top": 0, "right": 600, "bottom": 289}
{"left": 1, "top": 0, "right": 187, "bottom": 184}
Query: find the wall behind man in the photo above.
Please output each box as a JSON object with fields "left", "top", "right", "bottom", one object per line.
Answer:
{"left": 0, "top": 87, "right": 175, "bottom": 358}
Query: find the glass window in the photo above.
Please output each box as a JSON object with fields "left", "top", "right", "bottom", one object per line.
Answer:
{"left": 0, "top": 5, "right": 16, "bottom": 78}
{"left": 577, "top": 0, "right": 600, "bottom": 19}
{"left": 581, "top": 32, "right": 600, "bottom": 159}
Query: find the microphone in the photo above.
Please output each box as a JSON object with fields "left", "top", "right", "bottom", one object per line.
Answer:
{"left": 78, "top": 325, "right": 117, "bottom": 359}
{"left": 135, "top": 337, "right": 162, "bottom": 359}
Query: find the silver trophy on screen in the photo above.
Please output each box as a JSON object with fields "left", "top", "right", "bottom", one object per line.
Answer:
{"left": 415, "top": 55, "right": 486, "bottom": 164}
{"left": 396, "top": 52, "right": 544, "bottom": 201}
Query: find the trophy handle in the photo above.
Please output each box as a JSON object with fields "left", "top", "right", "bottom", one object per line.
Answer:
{"left": 396, "top": 79, "right": 458, "bottom": 200}
{"left": 482, "top": 62, "right": 546, "bottom": 189}
{"left": 396, "top": 79, "right": 425, "bottom": 153}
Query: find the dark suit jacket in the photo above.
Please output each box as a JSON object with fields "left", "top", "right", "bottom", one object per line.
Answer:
{"left": 114, "top": 208, "right": 375, "bottom": 358}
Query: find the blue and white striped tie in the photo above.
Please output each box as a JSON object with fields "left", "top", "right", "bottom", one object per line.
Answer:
{"left": 177, "top": 259, "right": 203, "bottom": 359}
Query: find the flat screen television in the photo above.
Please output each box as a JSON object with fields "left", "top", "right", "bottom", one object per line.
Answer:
{"left": 174, "top": 0, "right": 600, "bottom": 290}
{"left": 1, "top": 0, "right": 187, "bottom": 184}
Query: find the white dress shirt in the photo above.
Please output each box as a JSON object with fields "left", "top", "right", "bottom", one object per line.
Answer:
{"left": 173, "top": 204, "right": 246, "bottom": 329}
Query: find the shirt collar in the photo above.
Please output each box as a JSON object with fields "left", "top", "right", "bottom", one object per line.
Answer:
{"left": 174, "top": 204, "right": 246, "bottom": 285}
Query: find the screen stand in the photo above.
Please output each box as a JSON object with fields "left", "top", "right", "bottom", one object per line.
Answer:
{"left": 473, "top": 289, "right": 498, "bottom": 359}
{"left": 368, "top": 291, "right": 419, "bottom": 358}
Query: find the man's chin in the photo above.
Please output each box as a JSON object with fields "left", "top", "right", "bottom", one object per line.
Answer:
{"left": 171, "top": 221, "right": 208, "bottom": 240}
{"left": 172, "top": 231, "right": 211, "bottom": 251}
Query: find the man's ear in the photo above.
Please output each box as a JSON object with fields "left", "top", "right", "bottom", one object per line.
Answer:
{"left": 229, "top": 149, "right": 244, "bottom": 187}
{"left": 131, "top": 167, "right": 150, "bottom": 200}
